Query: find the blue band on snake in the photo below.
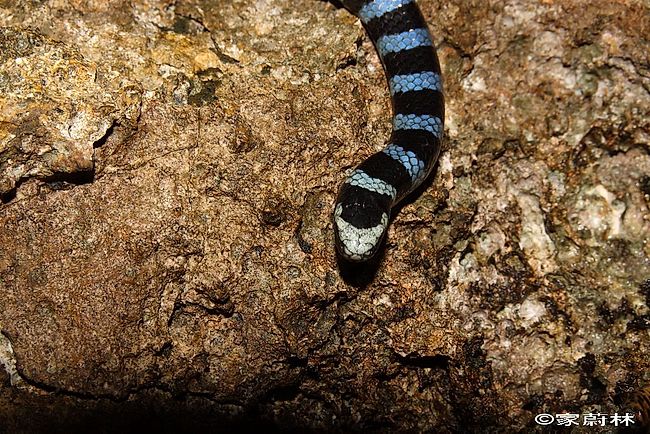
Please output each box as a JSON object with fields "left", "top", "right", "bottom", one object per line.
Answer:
{"left": 334, "top": 0, "right": 445, "bottom": 261}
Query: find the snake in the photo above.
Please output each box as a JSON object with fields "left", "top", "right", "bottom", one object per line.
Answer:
{"left": 333, "top": 0, "right": 445, "bottom": 261}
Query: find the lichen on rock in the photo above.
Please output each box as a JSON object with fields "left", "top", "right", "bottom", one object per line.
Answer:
{"left": 0, "top": 27, "right": 141, "bottom": 198}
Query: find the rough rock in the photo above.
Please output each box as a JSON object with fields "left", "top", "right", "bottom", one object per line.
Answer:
{"left": 0, "top": 0, "right": 648, "bottom": 432}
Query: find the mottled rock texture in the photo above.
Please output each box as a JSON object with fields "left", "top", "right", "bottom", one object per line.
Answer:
{"left": 0, "top": 0, "right": 648, "bottom": 432}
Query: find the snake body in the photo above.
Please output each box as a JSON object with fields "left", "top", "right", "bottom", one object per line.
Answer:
{"left": 334, "top": 0, "right": 445, "bottom": 261}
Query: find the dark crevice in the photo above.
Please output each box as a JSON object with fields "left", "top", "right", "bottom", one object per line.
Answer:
{"left": 43, "top": 169, "right": 95, "bottom": 187}
{"left": 335, "top": 55, "right": 357, "bottom": 72}
{"left": 276, "top": 356, "right": 309, "bottom": 369}
{"left": 262, "top": 383, "right": 302, "bottom": 403}
{"left": 93, "top": 121, "right": 116, "bottom": 148}
{"left": 157, "top": 1, "right": 209, "bottom": 36}
{"left": 294, "top": 220, "right": 313, "bottom": 254}
{"left": 522, "top": 394, "right": 545, "bottom": 411}
{"left": 0, "top": 182, "right": 19, "bottom": 204}
{"left": 1, "top": 158, "right": 98, "bottom": 204}
{"left": 201, "top": 22, "right": 240, "bottom": 65}
{"left": 640, "top": 176, "right": 650, "bottom": 197}
{"left": 15, "top": 370, "right": 122, "bottom": 402}
{"left": 395, "top": 353, "right": 450, "bottom": 370}
{"left": 154, "top": 341, "right": 173, "bottom": 358}
{"left": 308, "top": 289, "right": 352, "bottom": 310}
{"left": 175, "top": 14, "right": 209, "bottom": 34}
{"left": 210, "top": 44, "right": 240, "bottom": 65}
{"left": 6, "top": 379, "right": 312, "bottom": 433}
{"left": 640, "top": 280, "right": 650, "bottom": 308}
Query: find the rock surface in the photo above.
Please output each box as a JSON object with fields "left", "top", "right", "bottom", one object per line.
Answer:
{"left": 0, "top": 0, "right": 648, "bottom": 431}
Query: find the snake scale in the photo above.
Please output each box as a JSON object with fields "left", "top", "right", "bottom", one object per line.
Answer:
{"left": 333, "top": 0, "right": 445, "bottom": 261}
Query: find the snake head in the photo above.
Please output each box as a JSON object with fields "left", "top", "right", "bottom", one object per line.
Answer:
{"left": 333, "top": 195, "right": 390, "bottom": 262}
